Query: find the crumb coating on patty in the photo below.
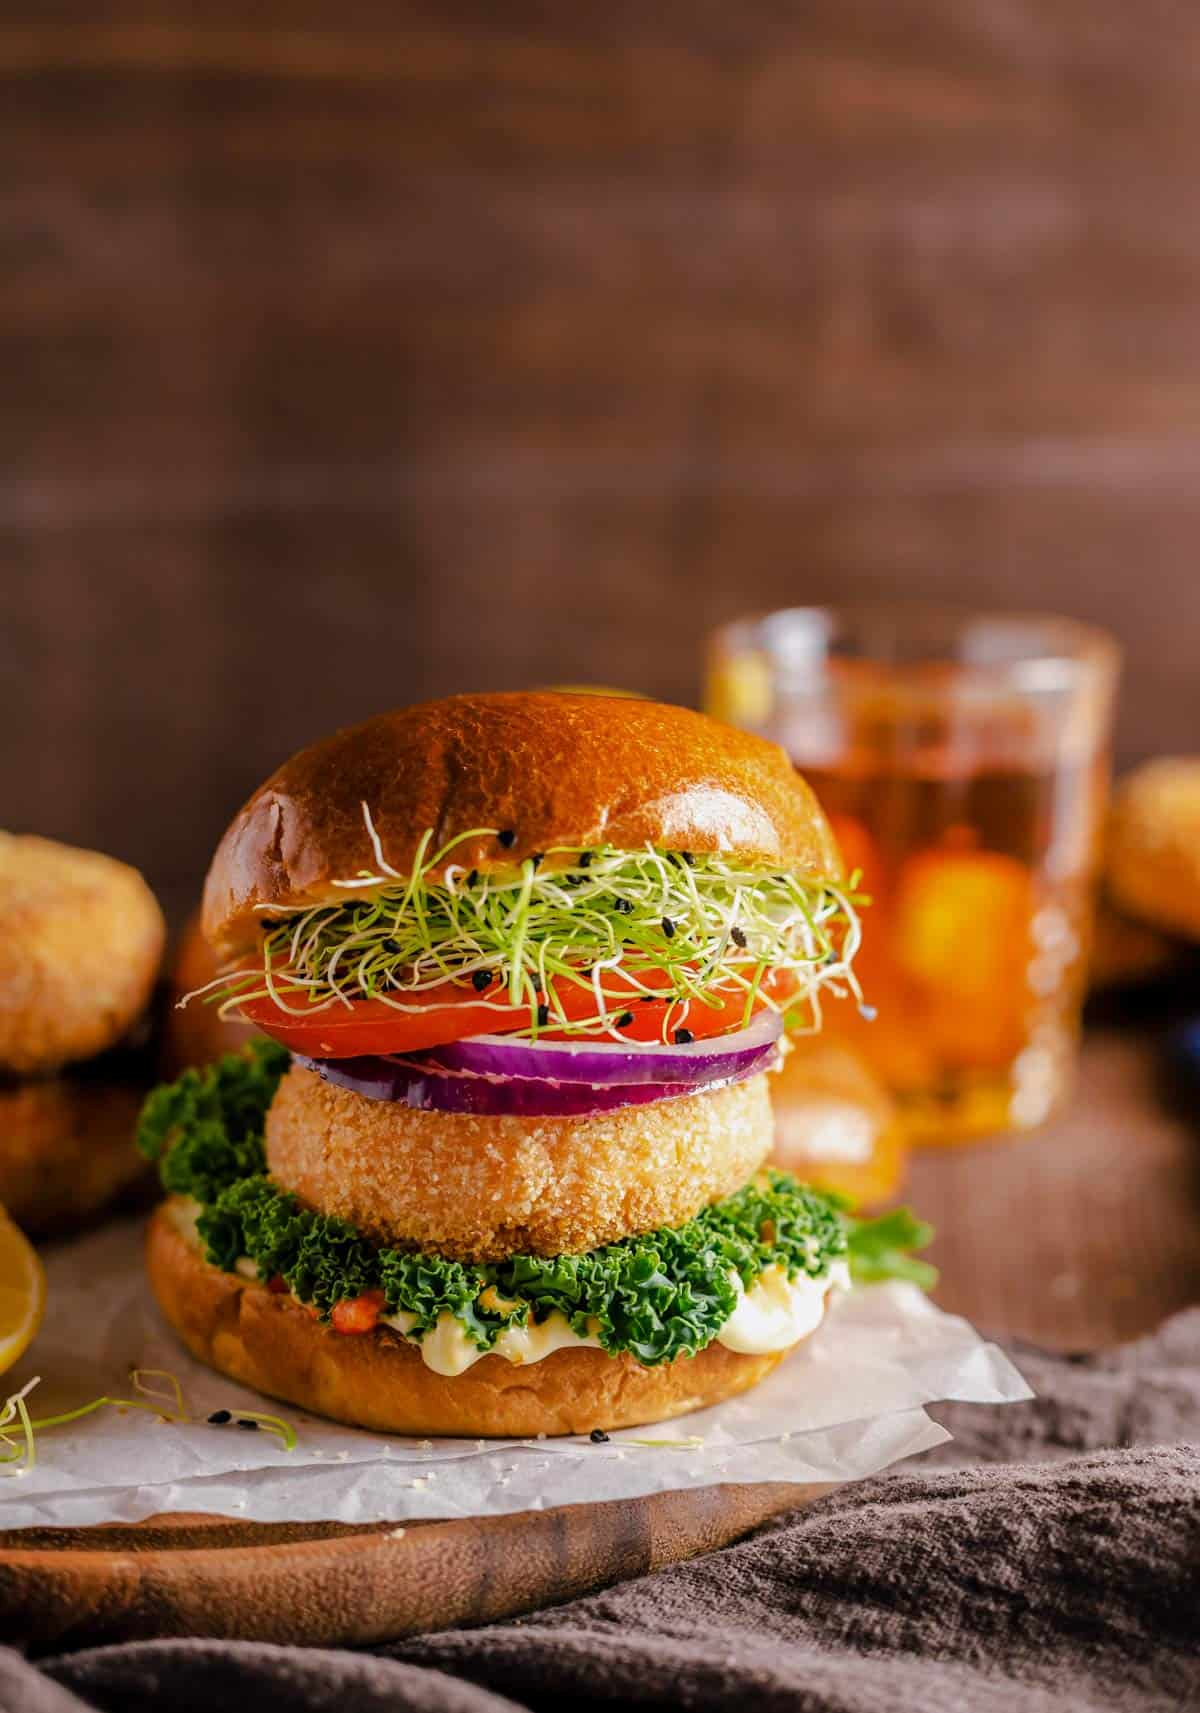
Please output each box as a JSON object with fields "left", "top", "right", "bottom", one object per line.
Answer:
{"left": 264, "top": 1064, "right": 774, "bottom": 1261}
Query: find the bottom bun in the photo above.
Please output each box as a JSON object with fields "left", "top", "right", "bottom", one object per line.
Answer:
{"left": 146, "top": 1202, "right": 804, "bottom": 1437}
{"left": 0, "top": 1074, "right": 151, "bottom": 1237}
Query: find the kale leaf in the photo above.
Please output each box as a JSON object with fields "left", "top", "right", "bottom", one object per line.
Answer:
{"left": 137, "top": 1038, "right": 288, "bottom": 1205}
{"left": 844, "top": 1208, "right": 938, "bottom": 1289}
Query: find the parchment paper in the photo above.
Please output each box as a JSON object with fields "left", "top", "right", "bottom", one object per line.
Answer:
{"left": 0, "top": 1218, "right": 1031, "bottom": 1528}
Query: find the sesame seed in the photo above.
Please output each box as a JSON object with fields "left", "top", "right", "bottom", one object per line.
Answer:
{"left": 498, "top": 829, "right": 516, "bottom": 849}
{"left": 207, "top": 1410, "right": 232, "bottom": 1425}
{"left": 616, "top": 1012, "right": 633, "bottom": 1027}
{"left": 537, "top": 1003, "right": 550, "bottom": 1027}
{"left": 730, "top": 926, "right": 747, "bottom": 949}
{"left": 614, "top": 899, "right": 633, "bottom": 916}
{"left": 237, "top": 1418, "right": 260, "bottom": 1431}
{"left": 467, "top": 869, "right": 478, "bottom": 887}
{"left": 589, "top": 1428, "right": 610, "bottom": 1444}
{"left": 661, "top": 917, "right": 676, "bottom": 938}
{"left": 579, "top": 851, "right": 593, "bottom": 868}
{"left": 471, "top": 969, "right": 492, "bottom": 992}
{"left": 674, "top": 1028, "right": 695, "bottom": 1045}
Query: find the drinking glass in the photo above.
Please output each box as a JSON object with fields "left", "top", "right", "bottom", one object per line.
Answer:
{"left": 707, "top": 607, "right": 1119, "bottom": 1144}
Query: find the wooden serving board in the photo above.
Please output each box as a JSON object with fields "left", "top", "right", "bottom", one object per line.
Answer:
{"left": 0, "top": 1482, "right": 826, "bottom": 1652}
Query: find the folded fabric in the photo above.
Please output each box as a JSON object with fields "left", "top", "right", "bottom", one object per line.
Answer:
{"left": 13, "top": 1308, "right": 1200, "bottom": 1713}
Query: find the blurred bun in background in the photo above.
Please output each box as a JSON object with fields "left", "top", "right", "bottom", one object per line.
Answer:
{"left": 1106, "top": 760, "right": 1200, "bottom": 944}
{"left": 0, "top": 834, "right": 165, "bottom": 1235}
{"left": 162, "top": 910, "right": 258, "bottom": 1075}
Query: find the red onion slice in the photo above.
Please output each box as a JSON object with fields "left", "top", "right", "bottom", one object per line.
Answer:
{"left": 415, "top": 1008, "right": 784, "bottom": 1087}
{"left": 295, "top": 1054, "right": 739, "bottom": 1117}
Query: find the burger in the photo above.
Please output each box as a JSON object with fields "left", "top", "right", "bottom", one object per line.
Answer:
{"left": 0, "top": 832, "right": 165, "bottom": 1235}
{"left": 139, "top": 692, "right": 926, "bottom": 1437}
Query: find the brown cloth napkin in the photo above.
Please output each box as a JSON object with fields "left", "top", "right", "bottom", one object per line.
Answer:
{"left": 6, "top": 1309, "right": 1200, "bottom": 1713}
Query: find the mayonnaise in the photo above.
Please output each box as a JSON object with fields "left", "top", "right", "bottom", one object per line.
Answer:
{"left": 379, "top": 1307, "right": 603, "bottom": 1377}
{"left": 377, "top": 1267, "right": 841, "bottom": 1375}
{"left": 714, "top": 1261, "right": 846, "bottom": 1354}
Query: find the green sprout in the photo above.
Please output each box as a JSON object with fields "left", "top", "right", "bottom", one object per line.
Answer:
{"left": 187, "top": 808, "right": 865, "bottom": 1042}
{"left": 0, "top": 1368, "right": 297, "bottom": 1477}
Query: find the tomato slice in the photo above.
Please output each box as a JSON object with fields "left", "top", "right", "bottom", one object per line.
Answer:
{"left": 235, "top": 965, "right": 798, "bottom": 1058}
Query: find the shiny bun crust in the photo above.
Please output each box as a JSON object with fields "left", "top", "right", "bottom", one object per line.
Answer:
{"left": 147, "top": 1203, "right": 799, "bottom": 1438}
{"left": 202, "top": 693, "right": 842, "bottom": 957}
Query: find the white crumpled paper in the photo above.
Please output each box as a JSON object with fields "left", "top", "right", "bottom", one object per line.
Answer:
{"left": 0, "top": 1218, "right": 1031, "bottom": 1528}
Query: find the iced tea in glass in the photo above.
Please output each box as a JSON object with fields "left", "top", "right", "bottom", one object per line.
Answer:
{"left": 707, "top": 608, "right": 1119, "bottom": 1143}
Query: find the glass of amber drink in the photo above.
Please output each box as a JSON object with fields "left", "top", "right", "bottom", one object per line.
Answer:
{"left": 707, "top": 608, "right": 1119, "bottom": 1144}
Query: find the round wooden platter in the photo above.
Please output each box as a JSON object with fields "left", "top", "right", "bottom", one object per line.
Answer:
{"left": 0, "top": 1481, "right": 827, "bottom": 1652}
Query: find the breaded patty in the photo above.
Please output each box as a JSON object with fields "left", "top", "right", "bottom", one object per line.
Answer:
{"left": 265, "top": 1065, "right": 774, "bottom": 1261}
{"left": 0, "top": 833, "right": 165, "bottom": 1074}
{"left": 0, "top": 1072, "right": 150, "bottom": 1236}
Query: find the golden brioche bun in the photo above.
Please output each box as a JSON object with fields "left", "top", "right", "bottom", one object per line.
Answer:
{"left": 147, "top": 1202, "right": 798, "bottom": 1437}
{"left": 0, "top": 833, "right": 165, "bottom": 1074}
{"left": 1106, "top": 759, "right": 1200, "bottom": 942}
{"left": 0, "top": 1073, "right": 150, "bottom": 1236}
{"left": 266, "top": 1065, "right": 774, "bottom": 1261}
{"left": 202, "top": 693, "right": 843, "bottom": 959}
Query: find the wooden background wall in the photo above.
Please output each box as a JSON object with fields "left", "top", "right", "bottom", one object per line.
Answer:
{"left": 4, "top": 3, "right": 1200, "bottom": 918}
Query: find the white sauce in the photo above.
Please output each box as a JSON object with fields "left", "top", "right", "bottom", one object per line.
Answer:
{"left": 380, "top": 1265, "right": 842, "bottom": 1375}
{"left": 381, "top": 1307, "right": 605, "bottom": 1378}
{"left": 715, "top": 1261, "right": 847, "bottom": 1354}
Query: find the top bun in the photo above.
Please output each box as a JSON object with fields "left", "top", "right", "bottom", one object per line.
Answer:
{"left": 203, "top": 693, "right": 842, "bottom": 958}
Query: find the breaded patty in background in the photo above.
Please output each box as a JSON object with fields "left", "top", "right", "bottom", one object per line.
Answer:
{"left": 0, "top": 833, "right": 166, "bottom": 1234}
{"left": 0, "top": 1071, "right": 152, "bottom": 1236}
{"left": 0, "top": 833, "right": 165, "bottom": 1076}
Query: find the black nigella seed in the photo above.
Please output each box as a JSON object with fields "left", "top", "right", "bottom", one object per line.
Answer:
{"left": 589, "top": 1428, "right": 610, "bottom": 1444}
{"left": 466, "top": 869, "right": 478, "bottom": 887}
{"left": 674, "top": 1028, "right": 695, "bottom": 1045}
{"left": 617, "top": 1011, "right": 634, "bottom": 1027}
{"left": 640, "top": 994, "right": 657, "bottom": 1004}
{"left": 579, "top": 850, "right": 593, "bottom": 868}
{"left": 207, "top": 1410, "right": 232, "bottom": 1425}
{"left": 531, "top": 852, "right": 544, "bottom": 869}
{"left": 237, "top": 1418, "right": 260, "bottom": 1431}
{"left": 730, "top": 926, "right": 747, "bottom": 949}
{"left": 471, "top": 969, "right": 492, "bottom": 992}
{"left": 681, "top": 851, "right": 695, "bottom": 866}
{"left": 537, "top": 1003, "right": 550, "bottom": 1027}
{"left": 498, "top": 829, "right": 516, "bottom": 849}
{"left": 615, "top": 898, "right": 633, "bottom": 916}
{"left": 661, "top": 917, "right": 676, "bottom": 939}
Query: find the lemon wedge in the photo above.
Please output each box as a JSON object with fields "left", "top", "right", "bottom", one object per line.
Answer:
{"left": 0, "top": 1210, "right": 45, "bottom": 1375}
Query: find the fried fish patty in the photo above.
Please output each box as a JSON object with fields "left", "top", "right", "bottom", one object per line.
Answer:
{"left": 0, "top": 833, "right": 165, "bottom": 1074}
{"left": 264, "top": 1064, "right": 774, "bottom": 1261}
